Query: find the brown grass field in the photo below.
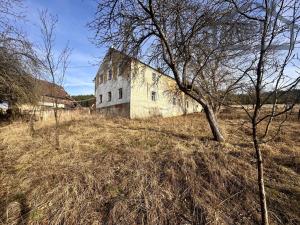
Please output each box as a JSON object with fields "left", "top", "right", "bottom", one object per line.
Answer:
{"left": 0, "top": 110, "right": 299, "bottom": 225}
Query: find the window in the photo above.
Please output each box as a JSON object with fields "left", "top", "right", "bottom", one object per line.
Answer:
{"left": 108, "top": 92, "right": 112, "bottom": 102}
{"left": 186, "top": 101, "right": 189, "bottom": 108}
{"left": 118, "top": 63, "right": 122, "bottom": 76}
{"left": 118, "top": 88, "right": 123, "bottom": 99}
{"left": 108, "top": 69, "right": 112, "bottom": 80}
{"left": 100, "top": 74, "right": 103, "bottom": 83}
{"left": 99, "top": 94, "right": 102, "bottom": 103}
{"left": 151, "top": 91, "right": 157, "bottom": 101}
{"left": 178, "top": 99, "right": 181, "bottom": 105}
{"left": 173, "top": 97, "right": 176, "bottom": 105}
{"left": 152, "top": 73, "right": 156, "bottom": 82}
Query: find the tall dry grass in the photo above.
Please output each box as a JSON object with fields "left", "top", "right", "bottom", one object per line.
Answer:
{"left": 0, "top": 111, "right": 299, "bottom": 224}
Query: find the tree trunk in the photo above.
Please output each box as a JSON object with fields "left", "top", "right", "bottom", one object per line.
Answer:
{"left": 54, "top": 101, "right": 60, "bottom": 150}
{"left": 203, "top": 105, "right": 225, "bottom": 142}
{"left": 29, "top": 108, "right": 36, "bottom": 136}
{"left": 253, "top": 126, "right": 269, "bottom": 225}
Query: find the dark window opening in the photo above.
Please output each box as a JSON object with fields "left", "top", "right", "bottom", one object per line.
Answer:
{"left": 151, "top": 91, "right": 157, "bottom": 101}
{"left": 108, "top": 92, "right": 112, "bottom": 102}
{"left": 99, "top": 94, "right": 102, "bottom": 103}
{"left": 119, "top": 88, "right": 123, "bottom": 99}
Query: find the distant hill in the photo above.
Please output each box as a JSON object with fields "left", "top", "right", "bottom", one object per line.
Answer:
{"left": 72, "top": 94, "right": 95, "bottom": 107}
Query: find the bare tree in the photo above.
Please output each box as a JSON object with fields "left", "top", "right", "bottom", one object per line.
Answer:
{"left": 227, "top": 0, "right": 300, "bottom": 224}
{"left": 0, "top": 0, "right": 40, "bottom": 122}
{"left": 39, "top": 10, "right": 71, "bottom": 150}
{"left": 89, "top": 0, "right": 300, "bottom": 223}
{"left": 89, "top": 0, "right": 250, "bottom": 142}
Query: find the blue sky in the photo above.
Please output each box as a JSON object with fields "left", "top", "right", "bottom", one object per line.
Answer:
{"left": 17, "top": 0, "right": 300, "bottom": 95}
{"left": 22, "top": 0, "right": 106, "bottom": 95}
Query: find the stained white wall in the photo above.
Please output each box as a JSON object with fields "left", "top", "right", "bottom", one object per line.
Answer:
{"left": 95, "top": 75, "right": 131, "bottom": 108}
{"left": 130, "top": 61, "right": 202, "bottom": 118}
{"left": 94, "top": 49, "right": 202, "bottom": 118}
{"left": 95, "top": 49, "right": 131, "bottom": 110}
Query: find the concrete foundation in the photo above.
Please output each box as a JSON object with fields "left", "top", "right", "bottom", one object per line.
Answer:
{"left": 97, "top": 103, "right": 130, "bottom": 118}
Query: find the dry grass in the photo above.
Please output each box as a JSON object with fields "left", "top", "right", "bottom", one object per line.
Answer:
{"left": 0, "top": 111, "right": 299, "bottom": 225}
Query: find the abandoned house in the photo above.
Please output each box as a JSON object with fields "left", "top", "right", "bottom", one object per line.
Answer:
{"left": 94, "top": 48, "right": 202, "bottom": 118}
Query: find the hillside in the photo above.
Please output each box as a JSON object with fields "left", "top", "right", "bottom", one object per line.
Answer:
{"left": 71, "top": 95, "right": 95, "bottom": 108}
{"left": 0, "top": 111, "right": 299, "bottom": 225}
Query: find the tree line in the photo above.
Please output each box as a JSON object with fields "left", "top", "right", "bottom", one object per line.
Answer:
{"left": 228, "top": 89, "right": 300, "bottom": 105}
{"left": 72, "top": 95, "right": 95, "bottom": 107}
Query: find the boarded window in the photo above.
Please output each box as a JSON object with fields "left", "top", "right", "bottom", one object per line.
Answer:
{"left": 108, "top": 69, "right": 112, "bottom": 80}
{"left": 151, "top": 91, "right": 157, "bottom": 101}
{"left": 119, "top": 88, "right": 123, "bottom": 99}
{"left": 108, "top": 92, "right": 112, "bottom": 102}
{"left": 173, "top": 97, "right": 176, "bottom": 105}
{"left": 99, "top": 94, "right": 102, "bottom": 103}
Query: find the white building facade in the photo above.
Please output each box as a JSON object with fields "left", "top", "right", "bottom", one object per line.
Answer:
{"left": 94, "top": 48, "right": 202, "bottom": 118}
